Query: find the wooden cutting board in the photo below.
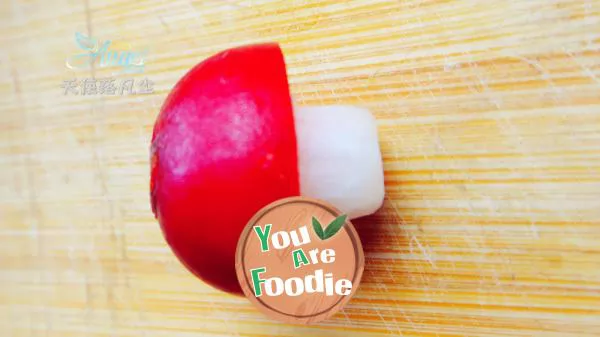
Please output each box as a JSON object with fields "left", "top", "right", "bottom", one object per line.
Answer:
{"left": 1, "top": 0, "right": 600, "bottom": 336}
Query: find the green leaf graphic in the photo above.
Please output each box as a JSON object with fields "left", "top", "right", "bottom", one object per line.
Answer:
{"left": 312, "top": 217, "right": 325, "bottom": 240}
{"left": 312, "top": 214, "right": 348, "bottom": 241}
{"left": 75, "top": 32, "right": 97, "bottom": 52}
{"left": 323, "top": 214, "right": 348, "bottom": 239}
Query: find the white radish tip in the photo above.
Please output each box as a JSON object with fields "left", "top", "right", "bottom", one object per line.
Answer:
{"left": 294, "top": 105, "right": 385, "bottom": 219}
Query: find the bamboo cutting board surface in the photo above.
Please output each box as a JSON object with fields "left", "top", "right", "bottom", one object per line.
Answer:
{"left": 2, "top": 0, "right": 600, "bottom": 336}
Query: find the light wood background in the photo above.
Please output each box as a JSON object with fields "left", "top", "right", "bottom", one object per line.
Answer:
{"left": 2, "top": 0, "right": 600, "bottom": 336}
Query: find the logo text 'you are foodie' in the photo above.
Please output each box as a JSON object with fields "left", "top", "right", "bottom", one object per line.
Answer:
{"left": 250, "top": 215, "right": 353, "bottom": 298}
{"left": 236, "top": 197, "right": 364, "bottom": 324}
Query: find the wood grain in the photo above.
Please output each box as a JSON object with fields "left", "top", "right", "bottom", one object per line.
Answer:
{"left": 1, "top": 0, "right": 600, "bottom": 336}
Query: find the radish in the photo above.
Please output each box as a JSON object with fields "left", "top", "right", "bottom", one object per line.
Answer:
{"left": 150, "top": 43, "right": 384, "bottom": 294}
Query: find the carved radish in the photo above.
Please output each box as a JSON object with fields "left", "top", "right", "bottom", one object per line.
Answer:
{"left": 150, "top": 43, "right": 384, "bottom": 294}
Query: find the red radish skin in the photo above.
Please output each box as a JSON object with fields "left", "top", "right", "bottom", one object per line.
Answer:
{"left": 150, "top": 44, "right": 299, "bottom": 294}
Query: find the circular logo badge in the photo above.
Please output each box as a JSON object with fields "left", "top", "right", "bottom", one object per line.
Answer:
{"left": 235, "top": 196, "right": 365, "bottom": 324}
